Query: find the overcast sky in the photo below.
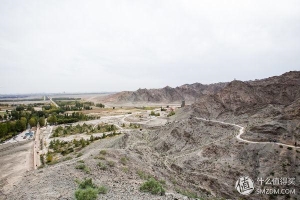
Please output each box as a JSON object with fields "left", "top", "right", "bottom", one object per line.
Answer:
{"left": 0, "top": 0, "right": 299, "bottom": 94}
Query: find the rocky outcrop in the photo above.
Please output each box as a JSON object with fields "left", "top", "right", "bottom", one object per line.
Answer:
{"left": 188, "top": 71, "right": 300, "bottom": 118}
{"left": 103, "top": 82, "right": 227, "bottom": 103}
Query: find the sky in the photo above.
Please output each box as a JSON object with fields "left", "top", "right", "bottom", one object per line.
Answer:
{"left": 0, "top": 0, "right": 299, "bottom": 94}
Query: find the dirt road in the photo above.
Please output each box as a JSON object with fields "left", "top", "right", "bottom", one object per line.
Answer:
{"left": 195, "top": 117, "right": 300, "bottom": 149}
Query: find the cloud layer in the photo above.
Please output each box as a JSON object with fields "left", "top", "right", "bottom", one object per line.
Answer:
{"left": 1, "top": 0, "right": 299, "bottom": 93}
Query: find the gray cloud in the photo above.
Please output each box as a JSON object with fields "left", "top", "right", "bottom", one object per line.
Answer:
{"left": 0, "top": 0, "right": 299, "bottom": 93}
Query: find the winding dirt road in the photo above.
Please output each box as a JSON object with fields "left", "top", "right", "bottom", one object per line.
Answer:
{"left": 195, "top": 117, "right": 300, "bottom": 149}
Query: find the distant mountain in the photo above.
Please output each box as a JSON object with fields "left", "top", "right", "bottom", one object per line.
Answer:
{"left": 188, "top": 71, "right": 300, "bottom": 119}
{"left": 103, "top": 82, "right": 227, "bottom": 103}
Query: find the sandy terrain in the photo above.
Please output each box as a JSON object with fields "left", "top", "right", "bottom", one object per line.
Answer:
{"left": 0, "top": 140, "right": 33, "bottom": 196}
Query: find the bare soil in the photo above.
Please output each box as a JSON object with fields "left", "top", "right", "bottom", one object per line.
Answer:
{"left": 0, "top": 140, "right": 33, "bottom": 196}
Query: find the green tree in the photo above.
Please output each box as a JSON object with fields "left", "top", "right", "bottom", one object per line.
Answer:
{"left": 20, "top": 117, "right": 27, "bottom": 130}
{"left": 39, "top": 117, "right": 45, "bottom": 127}
{"left": 96, "top": 103, "right": 105, "bottom": 108}
{"left": 9, "top": 121, "right": 16, "bottom": 132}
{"left": 0, "top": 123, "right": 8, "bottom": 138}
{"left": 48, "top": 115, "right": 57, "bottom": 125}
{"left": 15, "top": 120, "right": 23, "bottom": 132}
{"left": 29, "top": 117, "right": 37, "bottom": 127}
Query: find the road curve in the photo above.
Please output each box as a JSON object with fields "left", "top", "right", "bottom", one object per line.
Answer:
{"left": 195, "top": 117, "right": 300, "bottom": 149}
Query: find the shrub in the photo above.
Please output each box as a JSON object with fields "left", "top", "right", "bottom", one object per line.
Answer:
{"left": 84, "top": 167, "right": 90, "bottom": 174}
{"left": 120, "top": 157, "right": 128, "bottom": 165}
{"left": 76, "top": 164, "right": 86, "bottom": 170}
{"left": 167, "top": 111, "right": 175, "bottom": 117}
{"left": 98, "top": 186, "right": 108, "bottom": 194}
{"left": 77, "top": 153, "right": 83, "bottom": 157}
{"left": 127, "top": 122, "right": 140, "bottom": 129}
{"left": 63, "top": 156, "right": 72, "bottom": 161}
{"left": 279, "top": 145, "right": 283, "bottom": 148}
{"left": 140, "top": 178, "right": 165, "bottom": 195}
{"left": 150, "top": 111, "right": 160, "bottom": 116}
{"left": 159, "top": 180, "right": 166, "bottom": 185}
{"left": 75, "top": 188, "right": 98, "bottom": 200}
{"left": 98, "top": 162, "right": 107, "bottom": 170}
{"left": 79, "top": 178, "right": 96, "bottom": 189}
{"left": 122, "top": 167, "right": 129, "bottom": 173}
{"left": 107, "top": 160, "right": 115, "bottom": 167}
{"left": 170, "top": 177, "right": 177, "bottom": 185}
{"left": 46, "top": 153, "right": 53, "bottom": 163}
{"left": 287, "top": 147, "right": 293, "bottom": 150}
{"left": 99, "top": 150, "right": 107, "bottom": 155}
{"left": 75, "top": 164, "right": 90, "bottom": 174}
{"left": 137, "top": 170, "right": 152, "bottom": 180}
{"left": 175, "top": 188, "right": 198, "bottom": 199}
{"left": 75, "top": 178, "right": 107, "bottom": 200}
{"left": 94, "top": 156, "right": 105, "bottom": 160}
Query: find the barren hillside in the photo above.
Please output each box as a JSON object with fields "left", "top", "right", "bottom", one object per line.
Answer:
{"left": 102, "top": 82, "right": 227, "bottom": 104}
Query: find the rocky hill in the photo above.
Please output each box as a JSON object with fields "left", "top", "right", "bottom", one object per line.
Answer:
{"left": 187, "top": 71, "right": 300, "bottom": 118}
{"left": 103, "top": 71, "right": 300, "bottom": 107}
{"left": 103, "top": 82, "right": 227, "bottom": 104}
{"left": 185, "top": 71, "right": 300, "bottom": 145}
{"left": 147, "top": 71, "right": 300, "bottom": 199}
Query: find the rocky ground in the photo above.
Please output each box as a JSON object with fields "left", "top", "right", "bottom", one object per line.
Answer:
{"left": 0, "top": 140, "right": 33, "bottom": 197}
{"left": 2, "top": 112, "right": 299, "bottom": 199}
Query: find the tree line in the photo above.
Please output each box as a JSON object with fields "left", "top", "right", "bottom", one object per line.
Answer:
{"left": 47, "top": 112, "right": 98, "bottom": 125}
{"left": 0, "top": 103, "right": 99, "bottom": 142}
{"left": 0, "top": 115, "right": 45, "bottom": 142}
{"left": 0, "top": 104, "right": 48, "bottom": 142}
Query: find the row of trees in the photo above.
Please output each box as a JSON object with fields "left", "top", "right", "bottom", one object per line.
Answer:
{"left": 48, "top": 131, "right": 121, "bottom": 157}
{"left": 96, "top": 103, "right": 105, "bottom": 108}
{"left": 0, "top": 116, "right": 45, "bottom": 142}
{"left": 1, "top": 102, "right": 98, "bottom": 142}
{"left": 2, "top": 109, "right": 46, "bottom": 121}
{"left": 56, "top": 101, "right": 96, "bottom": 111}
{"left": 47, "top": 112, "right": 98, "bottom": 125}
{"left": 28, "top": 117, "right": 45, "bottom": 127}
{"left": 0, "top": 104, "right": 47, "bottom": 142}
